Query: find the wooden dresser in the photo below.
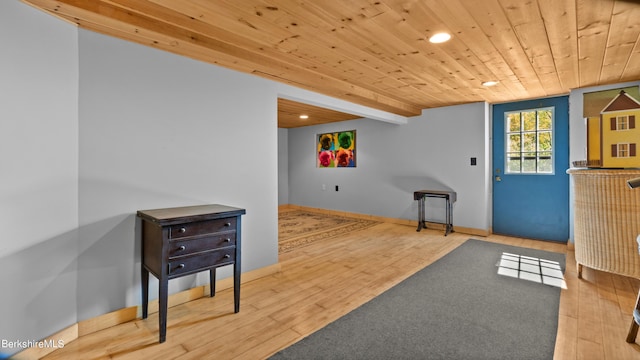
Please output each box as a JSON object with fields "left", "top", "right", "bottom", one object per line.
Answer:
{"left": 137, "top": 204, "right": 246, "bottom": 343}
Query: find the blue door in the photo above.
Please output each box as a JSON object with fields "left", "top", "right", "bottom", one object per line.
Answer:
{"left": 492, "top": 96, "right": 569, "bottom": 242}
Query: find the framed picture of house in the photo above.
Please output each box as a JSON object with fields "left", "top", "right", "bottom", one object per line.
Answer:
{"left": 583, "top": 87, "right": 640, "bottom": 169}
{"left": 317, "top": 130, "right": 356, "bottom": 168}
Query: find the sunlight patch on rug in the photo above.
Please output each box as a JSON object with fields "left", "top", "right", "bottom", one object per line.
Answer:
{"left": 497, "top": 252, "right": 567, "bottom": 289}
{"left": 278, "top": 210, "right": 380, "bottom": 253}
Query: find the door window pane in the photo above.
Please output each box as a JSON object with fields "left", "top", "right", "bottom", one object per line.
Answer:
{"left": 538, "top": 132, "right": 552, "bottom": 151}
{"left": 508, "top": 113, "right": 521, "bottom": 132}
{"left": 508, "top": 134, "right": 521, "bottom": 152}
{"left": 523, "top": 111, "right": 536, "bottom": 131}
{"left": 504, "top": 107, "right": 554, "bottom": 174}
{"left": 522, "top": 152, "right": 537, "bottom": 173}
{"left": 538, "top": 152, "right": 553, "bottom": 173}
{"left": 507, "top": 156, "right": 521, "bottom": 173}
{"left": 523, "top": 133, "right": 536, "bottom": 152}
{"left": 538, "top": 110, "right": 552, "bottom": 130}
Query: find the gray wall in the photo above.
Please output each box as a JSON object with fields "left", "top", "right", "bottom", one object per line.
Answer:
{"left": 0, "top": 2, "right": 400, "bottom": 353}
{"left": 284, "top": 81, "right": 640, "bottom": 239}
{"left": 0, "top": 0, "right": 279, "bottom": 354}
{"left": 74, "top": 29, "right": 280, "bottom": 321}
{"left": 278, "top": 128, "right": 289, "bottom": 205}
{"left": 287, "top": 102, "right": 492, "bottom": 232}
{"left": 0, "top": 0, "right": 79, "bottom": 351}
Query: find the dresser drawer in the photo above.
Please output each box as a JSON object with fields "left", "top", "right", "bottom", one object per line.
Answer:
{"left": 168, "top": 247, "right": 235, "bottom": 277}
{"left": 168, "top": 233, "right": 236, "bottom": 258}
{"left": 169, "top": 218, "right": 236, "bottom": 239}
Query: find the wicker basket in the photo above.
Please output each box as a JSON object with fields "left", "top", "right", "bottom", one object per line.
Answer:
{"left": 568, "top": 169, "right": 640, "bottom": 279}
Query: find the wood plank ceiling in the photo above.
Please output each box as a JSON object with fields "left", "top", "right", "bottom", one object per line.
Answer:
{"left": 23, "top": 0, "right": 640, "bottom": 127}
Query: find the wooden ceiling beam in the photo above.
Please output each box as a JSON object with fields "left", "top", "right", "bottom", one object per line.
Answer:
{"left": 23, "top": 0, "right": 422, "bottom": 116}
{"left": 277, "top": 98, "right": 361, "bottom": 128}
{"left": 19, "top": 0, "right": 640, "bottom": 127}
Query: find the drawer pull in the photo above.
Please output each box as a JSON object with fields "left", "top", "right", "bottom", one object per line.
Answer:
{"left": 224, "top": 238, "right": 231, "bottom": 243}
{"left": 171, "top": 263, "right": 185, "bottom": 272}
{"left": 225, "top": 222, "right": 231, "bottom": 227}
{"left": 178, "top": 245, "right": 186, "bottom": 251}
{"left": 224, "top": 254, "right": 231, "bottom": 259}
{"left": 179, "top": 227, "right": 186, "bottom": 233}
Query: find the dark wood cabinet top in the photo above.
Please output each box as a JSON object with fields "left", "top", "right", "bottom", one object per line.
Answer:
{"left": 413, "top": 190, "right": 456, "bottom": 203}
{"left": 137, "top": 204, "right": 246, "bottom": 225}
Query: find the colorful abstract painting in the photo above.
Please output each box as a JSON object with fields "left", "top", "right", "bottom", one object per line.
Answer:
{"left": 317, "top": 130, "right": 356, "bottom": 168}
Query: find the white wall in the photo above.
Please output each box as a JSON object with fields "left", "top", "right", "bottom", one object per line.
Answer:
{"left": 287, "top": 102, "right": 491, "bottom": 232}
{"left": 0, "top": 0, "right": 79, "bottom": 352}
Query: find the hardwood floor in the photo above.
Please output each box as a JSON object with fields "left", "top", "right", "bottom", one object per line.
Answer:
{"left": 39, "top": 216, "right": 640, "bottom": 360}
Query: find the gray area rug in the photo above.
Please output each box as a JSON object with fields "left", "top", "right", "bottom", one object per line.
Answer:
{"left": 270, "top": 239, "right": 565, "bottom": 360}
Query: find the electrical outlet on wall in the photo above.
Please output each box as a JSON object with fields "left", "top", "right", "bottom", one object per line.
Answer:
{"left": 322, "top": 184, "right": 326, "bottom": 191}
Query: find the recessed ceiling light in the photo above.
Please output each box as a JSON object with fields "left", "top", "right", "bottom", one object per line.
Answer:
{"left": 299, "top": 115, "right": 309, "bottom": 119}
{"left": 429, "top": 32, "right": 451, "bottom": 44}
{"left": 482, "top": 81, "right": 499, "bottom": 87}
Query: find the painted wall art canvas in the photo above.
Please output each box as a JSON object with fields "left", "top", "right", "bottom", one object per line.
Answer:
{"left": 317, "top": 130, "right": 356, "bottom": 168}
